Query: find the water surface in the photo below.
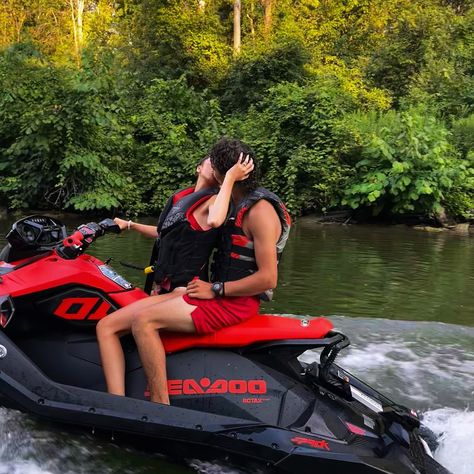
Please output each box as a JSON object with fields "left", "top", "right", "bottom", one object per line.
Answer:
{"left": 0, "top": 215, "right": 473, "bottom": 473}
{"left": 2, "top": 215, "right": 471, "bottom": 325}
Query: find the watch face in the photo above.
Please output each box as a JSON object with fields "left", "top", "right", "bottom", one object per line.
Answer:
{"left": 212, "top": 282, "right": 223, "bottom": 296}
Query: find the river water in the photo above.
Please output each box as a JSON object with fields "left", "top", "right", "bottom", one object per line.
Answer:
{"left": 0, "top": 215, "right": 473, "bottom": 474}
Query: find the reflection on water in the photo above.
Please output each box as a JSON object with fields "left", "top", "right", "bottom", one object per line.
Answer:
{"left": 0, "top": 215, "right": 473, "bottom": 325}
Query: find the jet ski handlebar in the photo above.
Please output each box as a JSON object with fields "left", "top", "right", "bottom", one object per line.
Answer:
{"left": 56, "top": 219, "right": 121, "bottom": 260}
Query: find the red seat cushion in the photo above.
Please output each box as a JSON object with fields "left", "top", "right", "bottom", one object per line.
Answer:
{"left": 162, "top": 314, "right": 333, "bottom": 354}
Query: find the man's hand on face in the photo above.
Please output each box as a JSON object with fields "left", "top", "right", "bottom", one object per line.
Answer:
{"left": 186, "top": 278, "right": 214, "bottom": 299}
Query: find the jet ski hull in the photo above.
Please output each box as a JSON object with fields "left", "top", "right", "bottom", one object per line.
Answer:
{"left": 0, "top": 330, "right": 450, "bottom": 474}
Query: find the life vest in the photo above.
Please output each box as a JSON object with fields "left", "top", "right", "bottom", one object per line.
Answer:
{"left": 212, "top": 188, "right": 291, "bottom": 296}
{"left": 152, "top": 186, "right": 219, "bottom": 290}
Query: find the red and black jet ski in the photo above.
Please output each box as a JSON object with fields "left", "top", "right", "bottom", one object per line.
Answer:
{"left": 0, "top": 216, "right": 451, "bottom": 474}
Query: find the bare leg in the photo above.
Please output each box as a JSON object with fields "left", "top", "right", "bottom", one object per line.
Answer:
{"left": 131, "top": 296, "right": 197, "bottom": 404}
{"left": 96, "top": 288, "right": 185, "bottom": 395}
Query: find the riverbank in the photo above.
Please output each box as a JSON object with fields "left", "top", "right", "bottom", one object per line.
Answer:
{"left": 308, "top": 210, "right": 474, "bottom": 236}
{"left": 1, "top": 207, "right": 473, "bottom": 237}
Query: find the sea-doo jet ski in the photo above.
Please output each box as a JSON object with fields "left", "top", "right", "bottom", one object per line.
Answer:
{"left": 0, "top": 216, "right": 451, "bottom": 474}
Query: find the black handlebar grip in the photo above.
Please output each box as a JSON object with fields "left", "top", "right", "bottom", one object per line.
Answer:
{"left": 98, "top": 218, "right": 121, "bottom": 234}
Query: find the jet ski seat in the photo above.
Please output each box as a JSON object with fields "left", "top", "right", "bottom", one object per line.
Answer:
{"left": 161, "top": 315, "right": 333, "bottom": 354}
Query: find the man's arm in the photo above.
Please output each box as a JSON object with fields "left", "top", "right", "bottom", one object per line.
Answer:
{"left": 186, "top": 200, "right": 281, "bottom": 298}
{"left": 223, "top": 200, "right": 281, "bottom": 296}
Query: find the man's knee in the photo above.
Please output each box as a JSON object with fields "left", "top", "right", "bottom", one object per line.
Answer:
{"left": 131, "top": 308, "right": 163, "bottom": 336}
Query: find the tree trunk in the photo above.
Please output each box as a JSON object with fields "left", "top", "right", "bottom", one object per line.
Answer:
{"left": 261, "top": 0, "right": 273, "bottom": 39}
{"left": 69, "top": 0, "right": 84, "bottom": 66}
{"left": 77, "top": 0, "right": 84, "bottom": 51}
{"left": 15, "top": 11, "right": 27, "bottom": 43}
{"left": 247, "top": 0, "right": 256, "bottom": 42}
{"left": 233, "top": 0, "right": 241, "bottom": 55}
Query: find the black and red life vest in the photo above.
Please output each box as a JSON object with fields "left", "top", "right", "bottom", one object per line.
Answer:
{"left": 152, "top": 186, "right": 219, "bottom": 289}
{"left": 212, "top": 188, "right": 291, "bottom": 290}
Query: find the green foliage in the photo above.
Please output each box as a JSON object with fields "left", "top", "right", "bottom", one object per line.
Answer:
{"left": 337, "top": 109, "right": 472, "bottom": 215}
{"left": 118, "top": 0, "right": 232, "bottom": 87}
{"left": 365, "top": 3, "right": 444, "bottom": 103}
{"left": 447, "top": 114, "right": 474, "bottom": 215}
{"left": 451, "top": 113, "right": 474, "bottom": 157}
{"left": 307, "top": 59, "right": 392, "bottom": 112}
{"left": 219, "top": 41, "right": 310, "bottom": 114}
{"left": 227, "top": 80, "right": 360, "bottom": 214}
{"left": 0, "top": 47, "right": 132, "bottom": 211}
{"left": 443, "top": 183, "right": 474, "bottom": 218}
{"left": 128, "top": 76, "right": 224, "bottom": 213}
{"left": 1, "top": 0, "right": 474, "bottom": 220}
{"left": 408, "top": 7, "right": 474, "bottom": 117}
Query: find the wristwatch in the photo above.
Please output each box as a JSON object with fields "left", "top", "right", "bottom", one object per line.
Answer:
{"left": 211, "top": 282, "right": 225, "bottom": 298}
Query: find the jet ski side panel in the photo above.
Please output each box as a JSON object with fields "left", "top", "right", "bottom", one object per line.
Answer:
{"left": 13, "top": 330, "right": 314, "bottom": 429}
{"left": 163, "top": 349, "right": 314, "bottom": 426}
{"left": 0, "top": 330, "right": 283, "bottom": 455}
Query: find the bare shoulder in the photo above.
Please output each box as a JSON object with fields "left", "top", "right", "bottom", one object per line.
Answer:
{"left": 244, "top": 199, "right": 281, "bottom": 239}
{"left": 248, "top": 199, "right": 278, "bottom": 218}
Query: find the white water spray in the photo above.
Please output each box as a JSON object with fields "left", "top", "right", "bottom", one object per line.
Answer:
{"left": 422, "top": 408, "right": 474, "bottom": 474}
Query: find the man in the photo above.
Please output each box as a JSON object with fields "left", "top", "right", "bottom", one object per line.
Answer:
{"left": 131, "top": 138, "right": 291, "bottom": 404}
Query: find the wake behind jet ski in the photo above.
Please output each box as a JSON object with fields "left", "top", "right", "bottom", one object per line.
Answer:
{"left": 0, "top": 216, "right": 451, "bottom": 474}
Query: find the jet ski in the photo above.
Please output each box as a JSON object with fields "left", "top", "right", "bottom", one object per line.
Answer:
{"left": 0, "top": 215, "right": 451, "bottom": 474}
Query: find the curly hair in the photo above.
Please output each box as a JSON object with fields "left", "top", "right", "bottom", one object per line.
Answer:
{"left": 209, "top": 137, "right": 260, "bottom": 193}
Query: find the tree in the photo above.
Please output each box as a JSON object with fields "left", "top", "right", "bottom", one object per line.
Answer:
{"left": 261, "top": 0, "right": 273, "bottom": 39}
{"left": 0, "top": 0, "right": 28, "bottom": 45}
{"left": 233, "top": 0, "right": 241, "bottom": 54}
{"left": 69, "top": 0, "right": 85, "bottom": 65}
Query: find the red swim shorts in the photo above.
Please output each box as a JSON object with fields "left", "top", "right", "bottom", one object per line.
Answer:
{"left": 182, "top": 294, "right": 260, "bottom": 334}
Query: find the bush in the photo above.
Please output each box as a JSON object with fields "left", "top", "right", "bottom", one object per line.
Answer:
{"left": 0, "top": 47, "right": 132, "bottom": 211}
{"left": 227, "top": 80, "right": 360, "bottom": 214}
{"left": 128, "top": 77, "right": 224, "bottom": 214}
{"left": 337, "top": 108, "right": 473, "bottom": 216}
{"left": 451, "top": 113, "right": 474, "bottom": 158}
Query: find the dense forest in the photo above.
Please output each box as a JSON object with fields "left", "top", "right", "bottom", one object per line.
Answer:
{"left": 0, "top": 0, "right": 473, "bottom": 219}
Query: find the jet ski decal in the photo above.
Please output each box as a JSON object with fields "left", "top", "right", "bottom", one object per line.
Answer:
{"left": 242, "top": 397, "right": 270, "bottom": 404}
{"left": 167, "top": 378, "right": 267, "bottom": 395}
{"left": 350, "top": 385, "right": 383, "bottom": 413}
{"left": 291, "top": 437, "right": 331, "bottom": 451}
{"left": 54, "top": 297, "right": 113, "bottom": 320}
